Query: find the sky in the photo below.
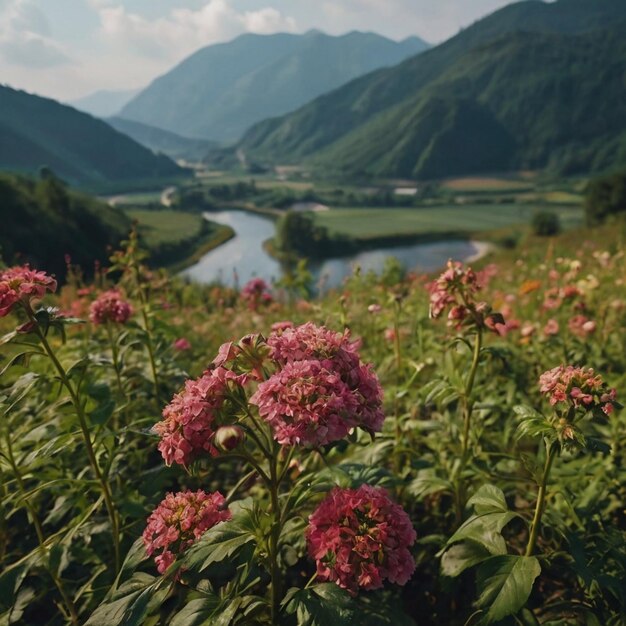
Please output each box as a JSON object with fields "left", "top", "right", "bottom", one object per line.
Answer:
{"left": 0, "top": 0, "right": 526, "bottom": 102}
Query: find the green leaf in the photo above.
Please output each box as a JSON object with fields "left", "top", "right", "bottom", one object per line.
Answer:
{"left": 168, "top": 596, "right": 221, "bottom": 626}
{"left": 282, "top": 583, "right": 354, "bottom": 626}
{"left": 441, "top": 542, "right": 491, "bottom": 578}
{"left": 468, "top": 485, "right": 509, "bottom": 514}
{"left": 183, "top": 506, "right": 257, "bottom": 573}
{"left": 84, "top": 573, "right": 166, "bottom": 626}
{"left": 475, "top": 555, "right": 541, "bottom": 624}
{"left": 445, "top": 511, "right": 518, "bottom": 556}
{"left": 407, "top": 470, "right": 453, "bottom": 499}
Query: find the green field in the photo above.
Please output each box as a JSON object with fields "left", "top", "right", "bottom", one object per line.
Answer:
{"left": 313, "top": 204, "right": 584, "bottom": 239}
{"left": 126, "top": 209, "right": 205, "bottom": 246}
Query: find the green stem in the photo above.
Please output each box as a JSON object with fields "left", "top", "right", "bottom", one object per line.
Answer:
{"left": 3, "top": 428, "right": 79, "bottom": 624}
{"left": 268, "top": 444, "right": 282, "bottom": 625}
{"left": 26, "top": 307, "right": 121, "bottom": 572}
{"left": 133, "top": 269, "right": 160, "bottom": 405}
{"left": 525, "top": 441, "right": 555, "bottom": 557}
{"left": 105, "top": 322, "right": 126, "bottom": 430}
{"left": 461, "top": 327, "right": 483, "bottom": 459}
{"left": 455, "top": 327, "right": 483, "bottom": 525}
{"left": 393, "top": 299, "right": 403, "bottom": 471}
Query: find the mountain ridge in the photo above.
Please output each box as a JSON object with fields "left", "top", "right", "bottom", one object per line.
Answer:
{"left": 118, "top": 30, "right": 430, "bottom": 142}
{"left": 0, "top": 85, "right": 187, "bottom": 186}
{"left": 238, "top": 0, "right": 626, "bottom": 179}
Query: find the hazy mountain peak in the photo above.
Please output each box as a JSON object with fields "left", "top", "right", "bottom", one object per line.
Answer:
{"left": 118, "top": 30, "right": 430, "bottom": 143}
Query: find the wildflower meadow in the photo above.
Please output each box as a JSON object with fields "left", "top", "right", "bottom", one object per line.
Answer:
{"left": 1, "top": 228, "right": 625, "bottom": 626}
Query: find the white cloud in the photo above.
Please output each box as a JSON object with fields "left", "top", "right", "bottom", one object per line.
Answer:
{"left": 93, "top": 0, "right": 297, "bottom": 62}
{"left": 0, "top": 0, "right": 71, "bottom": 67}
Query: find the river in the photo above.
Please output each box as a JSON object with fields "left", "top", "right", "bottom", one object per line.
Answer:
{"left": 182, "top": 210, "right": 488, "bottom": 290}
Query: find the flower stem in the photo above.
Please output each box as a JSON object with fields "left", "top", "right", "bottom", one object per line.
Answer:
{"left": 393, "top": 298, "right": 403, "bottom": 471}
{"left": 105, "top": 321, "right": 126, "bottom": 428}
{"left": 26, "top": 307, "right": 121, "bottom": 572}
{"left": 268, "top": 444, "right": 282, "bottom": 625}
{"left": 461, "top": 327, "right": 483, "bottom": 460}
{"left": 455, "top": 327, "right": 483, "bottom": 525}
{"left": 525, "top": 440, "right": 556, "bottom": 556}
{"left": 132, "top": 267, "right": 160, "bottom": 405}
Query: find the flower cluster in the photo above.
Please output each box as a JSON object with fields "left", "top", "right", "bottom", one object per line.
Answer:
{"left": 143, "top": 490, "right": 231, "bottom": 574}
{"left": 251, "top": 323, "right": 384, "bottom": 445}
{"left": 251, "top": 360, "right": 360, "bottom": 445}
{"left": 241, "top": 277, "right": 273, "bottom": 310}
{"left": 568, "top": 315, "right": 596, "bottom": 337}
{"left": 427, "top": 260, "right": 479, "bottom": 320}
{"left": 427, "top": 260, "right": 504, "bottom": 332}
{"left": 89, "top": 289, "right": 133, "bottom": 325}
{"left": 0, "top": 265, "right": 57, "bottom": 317}
{"left": 306, "top": 485, "right": 416, "bottom": 595}
{"left": 539, "top": 365, "right": 617, "bottom": 415}
{"left": 153, "top": 367, "right": 246, "bottom": 466}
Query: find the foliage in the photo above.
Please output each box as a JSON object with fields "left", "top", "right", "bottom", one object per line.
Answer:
{"left": 531, "top": 210, "right": 560, "bottom": 237}
{"left": 0, "top": 173, "right": 130, "bottom": 278}
{"left": 0, "top": 85, "right": 186, "bottom": 186}
{"left": 1, "top": 217, "right": 626, "bottom": 625}
{"left": 584, "top": 168, "right": 626, "bottom": 226}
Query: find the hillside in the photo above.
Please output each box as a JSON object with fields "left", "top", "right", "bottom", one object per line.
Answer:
{"left": 118, "top": 30, "right": 430, "bottom": 142}
{"left": 0, "top": 173, "right": 130, "bottom": 278}
{"left": 0, "top": 86, "right": 187, "bottom": 186}
{"left": 239, "top": 0, "right": 626, "bottom": 179}
{"left": 107, "top": 117, "right": 216, "bottom": 162}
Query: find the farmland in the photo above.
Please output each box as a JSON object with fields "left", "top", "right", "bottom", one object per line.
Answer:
{"left": 313, "top": 203, "right": 584, "bottom": 240}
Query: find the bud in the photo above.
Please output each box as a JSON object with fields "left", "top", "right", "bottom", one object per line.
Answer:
{"left": 215, "top": 425, "right": 245, "bottom": 452}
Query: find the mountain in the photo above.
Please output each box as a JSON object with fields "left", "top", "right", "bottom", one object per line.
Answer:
{"left": 69, "top": 88, "right": 140, "bottom": 118}
{"left": 239, "top": 0, "right": 626, "bottom": 179}
{"left": 107, "top": 117, "right": 216, "bottom": 162}
{"left": 0, "top": 173, "right": 130, "bottom": 278}
{"left": 118, "top": 31, "right": 430, "bottom": 142}
{"left": 0, "top": 85, "right": 187, "bottom": 186}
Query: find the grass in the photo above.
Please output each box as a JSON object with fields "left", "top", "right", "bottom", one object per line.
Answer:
{"left": 125, "top": 208, "right": 234, "bottom": 269}
{"left": 126, "top": 209, "right": 205, "bottom": 247}
{"left": 313, "top": 204, "right": 584, "bottom": 240}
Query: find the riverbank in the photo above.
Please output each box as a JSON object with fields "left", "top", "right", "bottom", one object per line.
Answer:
{"left": 125, "top": 208, "right": 235, "bottom": 271}
{"left": 167, "top": 224, "right": 235, "bottom": 273}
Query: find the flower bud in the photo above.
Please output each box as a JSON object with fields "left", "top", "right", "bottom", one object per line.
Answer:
{"left": 215, "top": 425, "right": 245, "bottom": 452}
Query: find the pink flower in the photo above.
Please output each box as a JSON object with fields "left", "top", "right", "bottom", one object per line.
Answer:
{"left": 153, "top": 367, "right": 247, "bottom": 466}
{"left": 427, "top": 260, "right": 498, "bottom": 329}
{"left": 143, "top": 490, "right": 231, "bottom": 574}
{"left": 367, "top": 304, "right": 382, "bottom": 314}
{"left": 241, "top": 278, "right": 272, "bottom": 310}
{"left": 265, "top": 323, "right": 384, "bottom": 436}
{"left": 271, "top": 320, "right": 294, "bottom": 334}
{"left": 251, "top": 360, "right": 361, "bottom": 446}
{"left": 0, "top": 265, "right": 57, "bottom": 316}
{"left": 173, "top": 337, "right": 192, "bottom": 352}
{"left": 306, "top": 485, "right": 416, "bottom": 595}
{"left": 568, "top": 315, "right": 596, "bottom": 337}
{"left": 543, "top": 319, "right": 559, "bottom": 336}
{"left": 89, "top": 290, "right": 133, "bottom": 325}
{"left": 539, "top": 365, "right": 617, "bottom": 415}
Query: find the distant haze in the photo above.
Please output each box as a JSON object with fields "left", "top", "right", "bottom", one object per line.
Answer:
{"left": 118, "top": 31, "right": 430, "bottom": 142}
{"left": 0, "top": 0, "right": 530, "bottom": 101}
{"left": 69, "top": 89, "right": 141, "bottom": 118}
